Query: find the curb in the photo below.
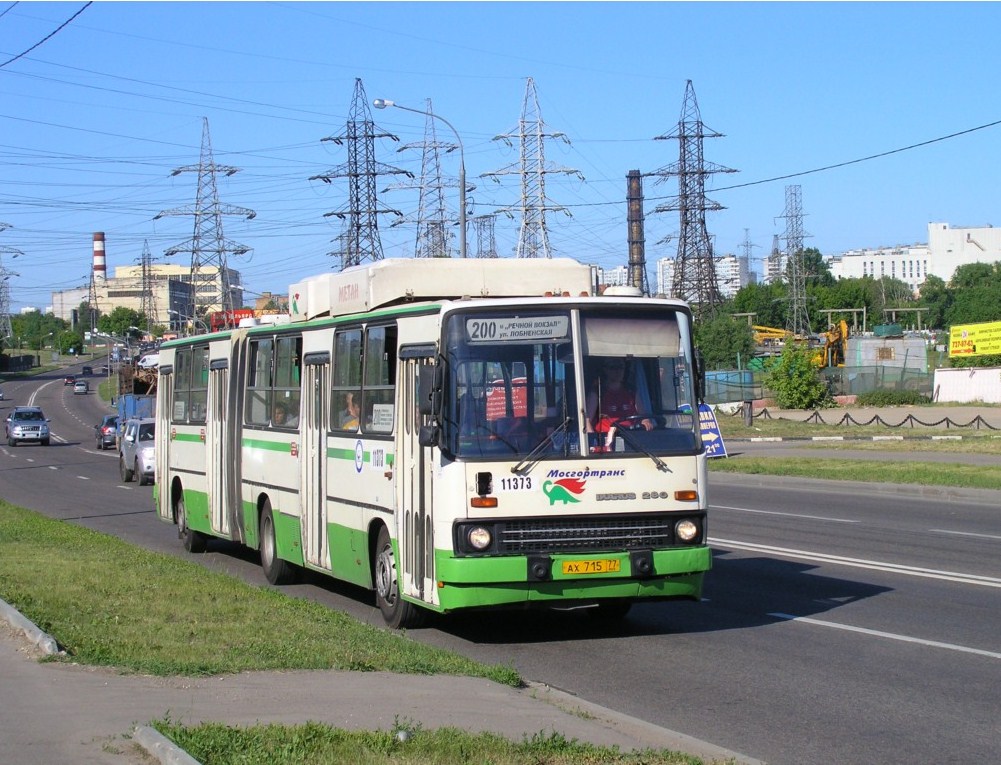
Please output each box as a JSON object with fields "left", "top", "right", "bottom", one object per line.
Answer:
{"left": 0, "top": 598, "right": 60, "bottom": 655}
{"left": 132, "top": 726, "right": 201, "bottom": 765}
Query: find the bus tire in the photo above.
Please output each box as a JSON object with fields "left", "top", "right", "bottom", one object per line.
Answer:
{"left": 374, "top": 525, "right": 425, "bottom": 630}
{"left": 176, "top": 495, "right": 207, "bottom": 554}
{"left": 260, "top": 502, "right": 296, "bottom": 585}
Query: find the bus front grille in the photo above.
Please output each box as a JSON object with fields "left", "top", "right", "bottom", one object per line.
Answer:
{"left": 497, "top": 515, "right": 677, "bottom": 554}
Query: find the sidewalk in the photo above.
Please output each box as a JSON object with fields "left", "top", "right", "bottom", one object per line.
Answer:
{"left": 1, "top": 608, "right": 756, "bottom": 765}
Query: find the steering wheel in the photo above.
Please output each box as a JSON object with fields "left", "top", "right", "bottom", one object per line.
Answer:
{"left": 610, "top": 414, "right": 656, "bottom": 430}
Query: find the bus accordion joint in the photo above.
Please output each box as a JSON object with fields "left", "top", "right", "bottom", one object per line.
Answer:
{"left": 674, "top": 490, "right": 698, "bottom": 501}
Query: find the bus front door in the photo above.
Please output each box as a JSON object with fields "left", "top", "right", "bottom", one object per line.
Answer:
{"left": 397, "top": 355, "right": 435, "bottom": 606}
{"left": 208, "top": 366, "right": 228, "bottom": 536}
{"left": 301, "top": 359, "right": 329, "bottom": 570}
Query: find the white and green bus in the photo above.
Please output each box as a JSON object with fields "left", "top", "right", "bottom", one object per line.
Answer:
{"left": 154, "top": 258, "right": 711, "bottom": 628}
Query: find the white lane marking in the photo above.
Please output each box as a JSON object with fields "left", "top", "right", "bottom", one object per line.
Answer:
{"left": 930, "top": 528, "right": 1001, "bottom": 541}
{"left": 769, "top": 612, "right": 1001, "bottom": 660}
{"left": 77, "top": 476, "right": 91, "bottom": 480}
{"left": 711, "top": 538, "right": 1001, "bottom": 588}
{"left": 712, "top": 505, "right": 859, "bottom": 523}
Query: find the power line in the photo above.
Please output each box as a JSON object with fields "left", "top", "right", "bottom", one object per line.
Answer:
{"left": 0, "top": 2, "right": 91, "bottom": 69}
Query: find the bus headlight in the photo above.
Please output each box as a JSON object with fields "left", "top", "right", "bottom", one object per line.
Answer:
{"left": 675, "top": 519, "right": 699, "bottom": 543}
{"left": 467, "top": 526, "right": 492, "bottom": 550}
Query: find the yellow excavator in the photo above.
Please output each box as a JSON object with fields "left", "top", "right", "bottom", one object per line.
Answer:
{"left": 818, "top": 319, "right": 848, "bottom": 368}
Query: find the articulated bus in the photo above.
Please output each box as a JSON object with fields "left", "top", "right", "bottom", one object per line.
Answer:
{"left": 154, "top": 258, "right": 710, "bottom": 628}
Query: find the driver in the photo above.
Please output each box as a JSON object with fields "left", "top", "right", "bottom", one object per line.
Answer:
{"left": 585, "top": 358, "right": 653, "bottom": 449}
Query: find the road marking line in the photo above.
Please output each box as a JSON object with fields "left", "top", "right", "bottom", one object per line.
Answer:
{"left": 711, "top": 538, "right": 1001, "bottom": 588}
{"left": 768, "top": 612, "right": 1001, "bottom": 660}
{"left": 930, "top": 528, "right": 1001, "bottom": 541}
{"left": 712, "top": 505, "right": 859, "bottom": 523}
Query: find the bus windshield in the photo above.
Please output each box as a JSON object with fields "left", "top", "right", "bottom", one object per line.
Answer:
{"left": 442, "top": 306, "right": 700, "bottom": 460}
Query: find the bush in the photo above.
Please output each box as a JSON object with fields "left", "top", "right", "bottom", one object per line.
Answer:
{"left": 855, "top": 389, "right": 931, "bottom": 407}
{"left": 762, "top": 342, "right": 833, "bottom": 409}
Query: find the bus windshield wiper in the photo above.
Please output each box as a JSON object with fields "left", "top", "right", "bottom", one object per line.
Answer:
{"left": 511, "top": 417, "right": 571, "bottom": 475}
{"left": 612, "top": 425, "right": 671, "bottom": 472}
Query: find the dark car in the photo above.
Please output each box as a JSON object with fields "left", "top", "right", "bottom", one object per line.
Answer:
{"left": 81, "top": 366, "right": 93, "bottom": 375}
{"left": 95, "top": 414, "right": 119, "bottom": 450}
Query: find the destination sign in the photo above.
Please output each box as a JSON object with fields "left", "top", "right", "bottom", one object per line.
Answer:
{"left": 466, "top": 316, "right": 569, "bottom": 343}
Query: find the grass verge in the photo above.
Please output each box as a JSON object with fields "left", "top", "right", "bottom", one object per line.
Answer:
{"left": 709, "top": 457, "right": 1001, "bottom": 490}
{"left": 0, "top": 500, "right": 518, "bottom": 685}
{"left": 150, "top": 720, "right": 712, "bottom": 765}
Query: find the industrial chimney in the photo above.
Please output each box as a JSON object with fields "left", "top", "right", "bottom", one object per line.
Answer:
{"left": 93, "top": 232, "right": 107, "bottom": 283}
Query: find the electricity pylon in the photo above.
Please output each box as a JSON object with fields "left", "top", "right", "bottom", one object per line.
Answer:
{"left": 650, "top": 80, "right": 736, "bottom": 316}
{"left": 156, "top": 117, "right": 255, "bottom": 325}
{"left": 473, "top": 214, "right": 498, "bottom": 258}
{"left": 482, "top": 77, "right": 582, "bottom": 258}
{"left": 781, "top": 184, "right": 811, "bottom": 336}
{"left": 311, "top": 78, "right": 411, "bottom": 269}
{"left": 139, "top": 239, "right": 158, "bottom": 333}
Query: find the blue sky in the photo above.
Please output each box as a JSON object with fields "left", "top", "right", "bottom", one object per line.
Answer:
{"left": 1, "top": 1, "right": 999, "bottom": 313}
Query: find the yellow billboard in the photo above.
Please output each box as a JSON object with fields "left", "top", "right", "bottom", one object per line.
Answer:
{"left": 949, "top": 320, "right": 1001, "bottom": 357}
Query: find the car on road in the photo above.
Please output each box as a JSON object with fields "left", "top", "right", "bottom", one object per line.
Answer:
{"left": 81, "top": 365, "right": 93, "bottom": 375}
{"left": 120, "top": 417, "right": 155, "bottom": 485}
{"left": 5, "top": 406, "right": 50, "bottom": 447}
{"left": 73, "top": 380, "right": 89, "bottom": 395}
{"left": 95, "top": 414, "right": 119, "bottom": 450}
{"left": 64, "top": 375, "right": 76, "bottom": 386}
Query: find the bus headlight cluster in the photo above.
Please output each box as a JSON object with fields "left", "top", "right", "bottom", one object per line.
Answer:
{"left": 466, "top": 526, "right": 493, "bottom": 551}
{"left": 675, "top": 519, "right": 699, "bottom": 543}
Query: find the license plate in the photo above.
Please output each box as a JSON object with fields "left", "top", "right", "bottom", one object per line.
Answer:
{"left": 561, "top": 558, "right": 621, "bottom": 575}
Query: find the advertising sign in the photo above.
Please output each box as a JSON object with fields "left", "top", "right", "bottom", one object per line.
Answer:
{"left": 949, "top": 320, "right": 1001, "bottom": 357}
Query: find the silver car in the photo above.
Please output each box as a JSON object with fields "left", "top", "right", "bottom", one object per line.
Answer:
{"left": 120, "top": 417, "right": 155, "bottom": 485}
{"left": 5, "top": 406, "right": 50, "bottom": 447}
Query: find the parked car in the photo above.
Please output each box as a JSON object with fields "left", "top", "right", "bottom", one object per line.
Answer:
{"left": 95, "top": 414, "right": 119, "bottom": 450}
{"left": 64, "top": 375, "right": 76, "bottom": 386}
{"left": 120, "top": 417, "right": 155, "bottom": 485}
{"left": 73, "top": 380, "right": 89, "bottom": 395}
{"left": 5, "top": 406, "right": 50, "bottom": 447}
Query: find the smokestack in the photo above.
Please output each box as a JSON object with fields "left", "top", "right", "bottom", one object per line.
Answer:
{"left": 93, "top": 232, "right": 107, "bottom": 283}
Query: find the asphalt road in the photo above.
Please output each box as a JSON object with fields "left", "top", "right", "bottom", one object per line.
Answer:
{"left": 3, "top": 366, "right": 1000, "bottom": 765}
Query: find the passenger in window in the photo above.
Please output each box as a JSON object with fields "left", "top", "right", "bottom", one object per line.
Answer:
{"left": 273, "top": 400, "right": 290, "bottom": 427}
{"left": 339, "top": 392, "right": 360, "bottom": 429}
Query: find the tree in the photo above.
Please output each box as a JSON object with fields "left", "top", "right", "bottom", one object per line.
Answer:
{"left": 731, "top": 281, "right": 787, "bottom": 329}
{"left": 695, "top": 312, "right": 755, "bottom": 370}
{"left": 916, "top": 275, "right": 951, "bottom": 330}
{"left": 97, "top": 307, "right": 146, "bottom": 339}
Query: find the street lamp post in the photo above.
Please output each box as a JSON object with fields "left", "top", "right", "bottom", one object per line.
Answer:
{"left": 373, "top": 98, "right": 467, "bottom": 259}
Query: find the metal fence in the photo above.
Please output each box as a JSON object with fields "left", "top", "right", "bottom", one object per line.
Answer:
{"left": 703, "top": 365, "right": 934, "bottom": 405}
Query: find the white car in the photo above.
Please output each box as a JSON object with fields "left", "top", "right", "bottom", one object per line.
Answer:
{"left": 137, "top": 353, "right": 159, "bottom": 369}
{"left": 120, "top": 417, "right": 156, "bottom": 485}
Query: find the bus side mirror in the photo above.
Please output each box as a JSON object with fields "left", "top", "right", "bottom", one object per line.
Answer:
{"left": 418, "top": 423, "right": 440, "bottom": 448}
{"left": 694, "top": 348, "right": 706, "bottom": 404}
{"left": 418, "top": 365, "right": 437, "bottom": 415}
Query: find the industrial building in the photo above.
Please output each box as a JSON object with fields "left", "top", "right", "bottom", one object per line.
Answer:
{"left": 49, "top": 233, "right": 241, "bottom": 333}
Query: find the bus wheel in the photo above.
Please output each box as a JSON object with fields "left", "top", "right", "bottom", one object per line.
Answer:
{"left": 374, "top": 525, "right": 425, "bottom": 629}
{"left": 260, "top": 502, "right": 296, "bottom": 585}
{"left": 176, "top": 496, "right": 206, "bottom": 554}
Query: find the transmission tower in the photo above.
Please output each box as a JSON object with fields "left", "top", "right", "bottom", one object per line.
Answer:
{"left": 383, "top": 98, "right": 464, "bottom": 258}
{"left": 156, "top": 118, "right": 256, "bottom": 325}
{"left": 311, "top": 78, "right": 411, "bottom": 269}
{"left": 781, "top": 184, "right": 811, "bottom": 336}
{"left": 0, "top": 224, "right": 21, "bottom": 343}
{"left": 473, "top": 214, "right": 499, "bottom": 258}
{"left": 139, "top": 239, "right": 158, "bottom": 333}
{"left": 739, "top": 228, "right": 758, "bottom": 283}
{"left": 482, "top": 77, "right": 583, "bottom": 258}
{"left": 650, "top": 80, "right": 736, "bottom": 315}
